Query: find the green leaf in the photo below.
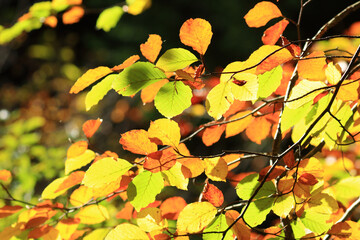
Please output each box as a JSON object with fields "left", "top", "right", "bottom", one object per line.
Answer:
{"left": 85, "top": 74, "right": 116, "bottom": 111}
{"left": 29, "top": 2, "right": 52, "bottom": 18}
{"left": 161, "top": 162, "right": 189, "bottom": 190}
{"left": 281, "top": 101, "right": 312, "bottom": 132}
{"left": 127, "top": 171, "right": 164, "bottom": 211}
{"left": 203, "top": 214, "right": 233, "bottom": 240}
{"left": 156, "top": 48, "right": 198, "bottom": 72}
{"left": 244, "top": 197, "right": 274, "bottom": 227}
{"left": 291, "top": 218, "right": 307, "bottom": 239}
{"left": 113, "top": 62, "right": 166, "bottom": 96}
{"left": 154, "top": 81, "right": 192, "bottom": 118}
{"left": 272, "top": 193, "right": 295, "bottom": 218}
{"left": 230, "top": 73, "right": 258, "bottom": 101}
{"left": 331, "top": 176, "right": 360, "bottom": 205}
{"left": 96, "top": 6, "right": 124, "bottom": 32}
{"left": 257, "top": 65, "right": 282, "bottom": 99}
{"left": 206, "top": 81, "right": 233, "bottom": 120}
{"left": 236, "top": 173, "right": 276, "bottom": 200}
{"left": 83, "top": 228, "right": 111, "bottom": 240}
{"left": 82, "top": 157, "right": 133, "bottom": 188}
{"left": 300, "top": 210, "right": 332, "bottom": 234}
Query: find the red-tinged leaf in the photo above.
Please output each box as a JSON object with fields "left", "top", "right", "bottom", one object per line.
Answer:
{"left": 227, "top": 172, "right": 256, "bottom": 187}
{"left": 62, "top": 6, "right": 84, "bottom": 24}
{"left": 119, "top": 129, "right": 157, "bottom": 155}
{"left": 225, "top": 210, "right": 251, "bottom": 240}
{"left": 28, "top": 225, "right": 53, "bottom": 239}
{"left": 245, "top": 117, "right": 272, "bottom": 144}
{"left": 313, "top": 90, "right": 329, "bottom": 104}
{"left": 225, "top": 110, "right": 254, "bottom": 138}
{"left": 255, "top": 46, "right": 293, "bottom": 74}
{"left": 141, "top": 79, "right": 168, "bottom": 104}
{"left": 280, "top": 36, "right": 301, "bottom": 57}
{"left": 25, "top": 216, "right": 50, "bottom": 229}
{"left": 244, "top": 1, "right": 282, "bottom": 28}
{"left": 67, "top": 141, "right": 88, "bottom": 159}
{"left": 258, "top": 165, "right": 286, "bottom": 182}
{"left": 56, "top": 218, "right": 80, "bottom": 240}
{"left": 55, "top": 171, "right": 85, "bottom": 193}
{"left": 262, "top": 19, "right": 289, "bottom": 45}
{"left": 203, "top": 183, "right": 224, "bottom": 207}
{"left": 144, "top": 149, "right": 177, "bottom": 173}
{"left": 195, "top": 64, "right": 205, "bottom": 79}
{"left": 160, "top": 196, "right": 187, "bottom": 220}
{"left": 82, "top": 118, "right": 102, "bottom": 138}
{"left": 298, "top": 157, "right": 324, "bottom": 179}
{"left": 283, "top": 150, "right": 295, "bottom": 168}
{"left": 0, "top": 205, "right": 22, "bottom": 218}
{"left": 223, "top": 100, "right": 251, "bottom": 118}
{"left": 140, "top": 34, "right": 162, "bottom": 63}
{"left": 93, "top": 150, "right": 119, "bottom": 163}
{"left": 275, "top": 62, "right": 295, "bottom": 95}
{"left": 18, "top": 13, "right": 31, "bottom": 21}
{"left": 44, "top": 16, "right": 58, "bottom": 28}
{"left": 111, "top": 55, "right": 140, "bottom": 72}
{"left": 298, "top": 173, "right": 318, "bottom": 186}
{"left": 327, "top": 221, "right": 360, "bottom": 239}
{"left": 298, "top": 51, "right": 327, "bottom": 81}
{"left": 116, "top": 202, "right": 134, "bottom": 220}
{"left": 0, "top": 169, "right": 11, "bottom": 181}
{"left": 70, "top": 67, "right": 112, "bottom": 94}
{"left": 179, "top": 18, "right": 213, "bottom": 55}
{"left": 202, "top": 125, "right": 225, "bottom": 146}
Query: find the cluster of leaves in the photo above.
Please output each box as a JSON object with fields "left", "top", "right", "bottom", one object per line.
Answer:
{"left": 2, "top": 1, "right": 360, "bottom": 240}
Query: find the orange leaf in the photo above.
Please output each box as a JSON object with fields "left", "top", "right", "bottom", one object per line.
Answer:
{"left": 225, "top": 210, "right": 251, "bottom": 240}
{"left": 67, "top": 141, "right": 88, "bottom": 159}
{"left": 160, "top": 196, "right": 187, "bottom": 220}
{"left": 223, "top": 100, "right": 251, "bottom": 118}
{"left": 298, "top": 173, "right": 318, "bottom": 186}
{"left": 66, "top": 0, "right": 82, "bottom": 4}
{"left": 337, "top": 80, "right": 359, "bottom": 102}
{"left": 55, "top": 171, "right": 85, "bottom": 193}
{"left": 258, "top": 165, "right": 285, "bottom": 182}
{"left": 327, "top": 221, "right": 360, "bottom": 239}
{"left": 283, "top": 150, "right": 296, "bottom": 168}
{"left": 275, "top": 62, "right": 295, "bottom": 95}
{"left": 82, "top": 118, "right": 102, "bottom": 138}
{"left": 297, "top": 51, "right": 327, "bottom": 81}
{"left": 202, "top": 125, "right": 225, "bottom": 146}
{"left": 0, "top": 205, "right": 22, "bottom": 218}
{"left": 204, "top": 157, "right": 228, "bottom": 182}
{"left": 225, "top": 110, "right": 254, "bottom": 138}
{"left": 69, "top": 67, "right": 112, "bottom": 94}
{"left": 140, "top": 34, "right": 162, "bottom": 63}
{"left": 44, "top": 16, "right": 58, "bottom": 28}
{"left": 144, "top": 149, "right": 177, "bottom": 173}
{"left": 253, "top": 46, "right": 293, "bottom": 74}
{"left": 116, "top": 202, "right": 134, "bottom": 220}
{"left": 280, "top": 36, "right": 301, "bottom": 57}
{"left": 0, "top": 169, "right": 11, "bottom": 181}
{"left": 62, "top": 6, "right": 84, "bottom": 24}
{"left": 141, "top": 79, "right": 168, "bottom": 104}
{"left": 245, "top": 117, "right": 272, "bottom": 144}
{"left": 181, "top": 158, "right": 204, "bottom": 178}
{"left": 179, "top": 18, "right": 213, "bottom": 55}
{"left": 119, "top": 129, "right": 157, "bottom": 155}
{"left": 55, "top": 218, "right": 80, "bottom": 240}
{"left": 298, "top": 157, "right": 324, "bottom": 179}
{"left": 262, "top": 19, "right": 289, "bottom": 45}
{"left": 28, "top": 225, "right": 53, "bottom": 239}
{"left": 222, "top": 154, "right": 243, "bottom": 171}
{"left": 111, "top": 55, "right": 140, "bottom": 72}
{"left": 244, "top": 1, "right": 282, "bottom": 28}
{"left": 203, "top": 183, "right": 224, "bottom": 207}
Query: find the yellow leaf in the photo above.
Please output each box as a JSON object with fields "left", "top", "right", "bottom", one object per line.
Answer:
{"left": 105, "top": 223, "right": 149, "bottom": 240}
{"left": 141, "top": 79, "right": 168, "bottom": 104}
{"left": 337, "top": 80, "right": 359, "bottom": 102}
{"left": 127, "top": 0, "right": 151, "bottom": 15}
{"left": 230, "top": 73, "right": 258, "bottom": 101}
{"left": 41, "top": 177, "right": 68, "bottom": 199}
{"left": 287, "top": 80, "right": 327, "bottom": 109}
{"left": 177, "top": 202, "right": 217, "bottom": 233}
{"left": 55, "top": 218, "right": 80, "bottom": 239}
{"left": 83, "top": 228, "right": 111, "bottom": 240}
{"left": 244, "top": 1, "right": 282, "bottom": 28}
{"left": 298, "top": 51, "right": 327, "bottom": 81}
{"left": 162, "top": 162, "right": 189, "bottom": 190}
{"left": 225, "top": 110, "right": 254, "bottom": 138}
{"left": 325, "top": 62, "right": 342, "bottom": 85}
{"left": 179, "top": 18, "right": 213, "bottom": 55}
{"left": 148, "top": 118, "right": 181, "bottom": 147}
{"left": 204, "top": 157, "right": 228, "bottom": 182}
{"left": 65, "top": 149, "right": 95, "bottom": 175}
{"left": 272, "top": 193, "right": 295, "bottom": 218}
{"left": 69, "top": 185, "right": 93, "bottom": 207}
{"left": 75, "top": 205, "right": 109, "bottom": 224}
{"left": 137, "top": 207, "right": 167, "bottom": 232}
{"left": 69, "top": 66, "right": 112, "bottom": 94}
{"left": 206, "top": 81, "right": 234, "bottom": 120}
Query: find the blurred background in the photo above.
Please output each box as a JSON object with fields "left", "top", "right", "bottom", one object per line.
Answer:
{"left": 1, "top": 0, "right": 360, "bottom": 224}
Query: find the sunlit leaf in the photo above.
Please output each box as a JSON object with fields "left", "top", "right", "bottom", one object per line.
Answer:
{"left": 137, "top": 207, "right": 167, "bottom": 232}
{"left": 41, "top": 177, "right": 69, "bottom": 199}
{"left": 70, "top": 66, "right": 112, "bottom": 94}
{"left": 327, "top": 221, "right": 360, "bottom": 240}
{"left": 141, "top": 79, "right": 168, "bottom": 104}
{"left": 160, "top": 196, "right": 187, "bottom": 220}
{"left": 244, "top": 197, "right": 274, "bottom": 227}
{"left": 325, "top": 62, "right": 342, "bottom": 85}
{"left": 82, "top": 118, "right": 103, "bottom": 138}
{"left": 225, "top": 110, "right": 254, "bottom": 138}
{"left": 204, "top": 157, "right": 228, "bottom": 182}
{"left": 262, "top": 19, "right": 289, "bottom": 45}
{"left": 69, "top": 185, "right": 93, "bottom": 207}
{"left": 245, "top": 117, "right": 272, "bottom": 144}
{"left": 203, "top": 183, "right": 224, "bottom": 207}
{"left": 257, "top": 65, "right": 283, "bottom": 99}
{"left": 105, "top": 223, "right": 149, "bottom": 240}
{"left": 0, "top": 205, "right": 23, "bottom": 218}
{"left": 331, "top": 176, "right": 360, "bottom": 205}
{"left": 230, "top": 73, "right": 258, "bottom": 101}
{"left": 258, "top": 165, "right": 285, "bottom": 182}
{"left": 337, "top": 80, "right": 359, "bottom": 102}
{"left": 0, "top": 169, "right": 11, "bottom": 181}
{"left": 119, "top": 129, "right": 157, "bottom": 155}
{"left": 55, "top": 218, "right": 80, "bottom": 239}
{"left": 96, "top": 6, "right": 123, "bottom": 32}
{"left": 55, "top": 171, "right": 84, "bottom": 192}
{"left": 82, "top": 157, "right": 133, "bottom": 188}
{"left": 85, "top": 74, "right": 117, "bottom": 111}
{"left": 202, "top": 125, "right": 225, "bottom": 146}
{"left": 66, "top": 141, "right": 88, "bottom": 159}
{"left": 83, "top": 228, "right": 111, "bottom": 240}
{"left": 148, "top": 118, "right": 181, "bottom": 147}
{"left": 244, "top": 1, "right": 282, "bottom": 28}
{"left": 179, "top": 18, "right": 213, "bottom": 55}
{"left": 204, "top": 214, "right": 233, "bottom": 240}
{"left": 154, "top": 80, "right": 192, "bottom": 118}
{"left": 156, "top": 48, "right": 198, "bottom": 72}
{"left": 65, "top": 149, "right": 95, "bottom": 175}
{"left": 126, "top": 0, "right": 151, "bottom": 15}
{"left": 62, "top": 6, "right": 84, "bottom": 24}
{"left": 140, "top": 34, "right": 162, "bottom": 63}
{"left": 180, "top": 158, "right": 204, "bottom": 179}
{"left": 236, "top": 173, "right": 276, "bottom": 200}
{"left": 127, "top": 171, "right": 164, "bottom": 211}
{"left": 144, "top": 149, "right": 177, "bottom": 173}
{"left": 206, "top": 81, "right": 233, "bottom": 120}
{"left": 297, "top": 51, "right": 327, "bottom": 81}
{"left": 162, "top": 162, "right": 189, "bottom": 190}
{"left": 286, "top": 80, "right": 327, "bottom": 109}
{"left": 75, "top": 205, "right": 109, "bottom": 224}
{"left": 177, "top": 202, "right": 217, "bottom": 233}
{"left": 272, "top": 193, "right": 295, "bottom": 218}
{"left": 111, "top": 55, "right": 140, "bottom": 72}
{"left": 225, "top": 210, "right": 251, "bottom": 240}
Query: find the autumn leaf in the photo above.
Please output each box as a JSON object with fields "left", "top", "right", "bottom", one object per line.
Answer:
{"left": 203, "top": 183, "right": 224, "bottom": 207}
{"left": 0, "top": 205, "right": 23, "bottom": 218}
{"left": 105, "top": 223, "right": 149, "bottom": 240}
{"left": 66, "top": 141, "right": 88, "bottom": 159}
{"left": 116, "top": 202, "right": 134, "bottom": 220}
{"left": 111, "top": 55, "right": 140, "bottom": 72}
{"left": 141, "top": 79, "right": 168, "bottom": 104}
{"left": 148, "top": 118, "right": 181, "bottom": 147}
{"left": 137, "top": 207, "right": 167, "bottom": 232}
{"left": 65, "top": 149, "right": 95, "bottom": 175}
{"left": 55, "top": 171, "right": 84, "bottom": 192}
{"left": 297, "top": 51, "right": 327, "bottom": 81}
{"left": 69, "top": 186, "right": 93, "bottom": 207}
{"left": 0, "top": 169, "right": 11, "bottom": 181}
{"left": 286, "top": 80, "right": 327, "bottom": 109}
{"left": 327, "top": 221, "right": 360, "bottom": 239}
{"left": 70, "top": 67, "right": 112, "bottom": 94}
{"left": 262, "top": 19, "right": 289, "bottom": 45}
{"left": 244, "top": 1, "right": 282, "bottom": 28}
{"left": 140, "top": 34, "right": 162, "bottom": 63}
{"left": 298, "top": 173, "right": 319, "bottom": 186}
{"left": 225, "top": 210, "right": 251, "bottom": 240}
{"left": 162, "top": 162, "right": 189, "bottom": 190}
{"left": 96, "top": 6, "right": 123, "bottom": 32}
{"left": 85, "top": 74, "right": 117, "bottom": 111}
{"left": 325, "top": 62, "right": 342, "bottom": 84}
{"left": 160, "top": 196, "right": 187, "bottom": 220}
{"left": 258, "top": 165, "right": 285, "bottom": 182}
{"left": 206, "top": 81, "right": 234, "bottom": 120}
{"left": 55, "top": 218, "right": 80, "bottom": 239}
{"left": 245, "top": 117, "right": 272, "bottom": 144}
{"left": 119, "top": 129, "right": 157, "bottom": 155}
{"left": 75, "top": 205, "right": 109, "bottom": 224}
{"left": 82, "top": 118, "right": 102, "bottom": 138}
{"left": 177, "top": 202, "right": 217, "bottom": 233}
{"left": 179, "top": 18, "right": 213, "bottom": 55}
{"left": 62, "top": 6, "right": 84, "bottom": 24}
{"left": 144, "top": 149, "right": 177, "bottom": 173}
{"left": 337, "top": 80, "right": 359, "bottom": 102}
{"left": 204, "top": 157, "right": 228, "bottom": 182}
{"left": 225, "top": 110, "right": 254, "bottom": 138}
{"left": 181, "top": 158, "right": 204, "bottom": 179}
{"left": 202, "top": 125, "right": 225, "bottom": 146}
{"left": 156, "top": 48, "right": 198, "bottom": 72}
